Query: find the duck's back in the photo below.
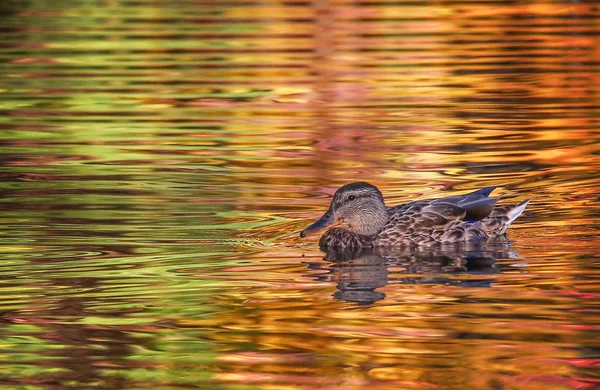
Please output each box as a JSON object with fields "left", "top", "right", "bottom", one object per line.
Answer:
{"left": 375, "top": 187, "right": 529, "bottom": 246}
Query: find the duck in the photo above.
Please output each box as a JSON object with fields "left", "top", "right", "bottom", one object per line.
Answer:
{"left": 300, "top": 182, "right": 530, "bottom": 250}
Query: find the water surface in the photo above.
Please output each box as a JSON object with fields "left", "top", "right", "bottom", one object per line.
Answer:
{"left": 0, "top": 1, "right": 599, "bottom": 389}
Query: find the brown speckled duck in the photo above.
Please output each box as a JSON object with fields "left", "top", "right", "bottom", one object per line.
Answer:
{"left": 300, "top": 182, "right": 530, "bottom": 250}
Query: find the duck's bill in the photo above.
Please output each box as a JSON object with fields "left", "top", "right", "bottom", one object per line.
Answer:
{"left": 300, "top": 212, "right": 342, "bottom": 238}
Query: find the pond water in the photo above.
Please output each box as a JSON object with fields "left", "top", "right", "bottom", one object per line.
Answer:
{"left": 1, "top": 1, "right": 599, "bottom": 389}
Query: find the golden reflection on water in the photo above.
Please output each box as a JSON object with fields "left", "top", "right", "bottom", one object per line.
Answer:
{"left": 0, "top": 0, "right": 599, "bottom": 389}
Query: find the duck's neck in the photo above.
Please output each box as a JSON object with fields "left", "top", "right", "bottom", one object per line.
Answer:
{"left": 349, "top": 204, "right": 389, "bottom": 237}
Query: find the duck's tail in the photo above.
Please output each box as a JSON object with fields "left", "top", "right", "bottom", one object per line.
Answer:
{"left": 482, "top": 199, "right": 530, "bottom": 236}
{"left": 505, "top": 199, "right": 530, "bottom": 226}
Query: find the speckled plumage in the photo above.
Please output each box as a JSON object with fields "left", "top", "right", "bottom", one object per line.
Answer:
{"left": 300, "top": 182, "right": 530, "bottom": 250}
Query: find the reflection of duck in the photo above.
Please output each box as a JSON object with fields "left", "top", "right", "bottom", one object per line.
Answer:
{"left": 300, "top": 182, "right": 530, "bottom": 251}
{"left": 312, "top": 244, "right": 519, "bottom": 305}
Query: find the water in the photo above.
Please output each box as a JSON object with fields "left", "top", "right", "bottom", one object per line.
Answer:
{"left": 0, "top": 0, "right": 599, "bottom": 389}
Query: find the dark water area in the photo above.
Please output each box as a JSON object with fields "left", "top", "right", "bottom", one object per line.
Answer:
{"left": 0, "top": 0, "right": 599, "bottom": 389}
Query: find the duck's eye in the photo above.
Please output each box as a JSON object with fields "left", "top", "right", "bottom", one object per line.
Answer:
{"left": 348, "top": 195, "right": 356, "bottom": 201}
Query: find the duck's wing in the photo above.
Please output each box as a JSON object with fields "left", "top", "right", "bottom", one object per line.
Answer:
{"left": 388, "top": 186, "right": 498, "bottom": 222}
{"left": 430, "top": 186, "right": 496, "bottom": 206}
{"left": 382, "top": 187, "right": 529, "bottom": 244}
{"left": 431, "top": 186, "right": 498, "bottom": 221}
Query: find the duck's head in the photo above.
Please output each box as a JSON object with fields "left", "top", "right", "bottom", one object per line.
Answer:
{"left": 300, "top": 182, "right": 389, "bottom": 238}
